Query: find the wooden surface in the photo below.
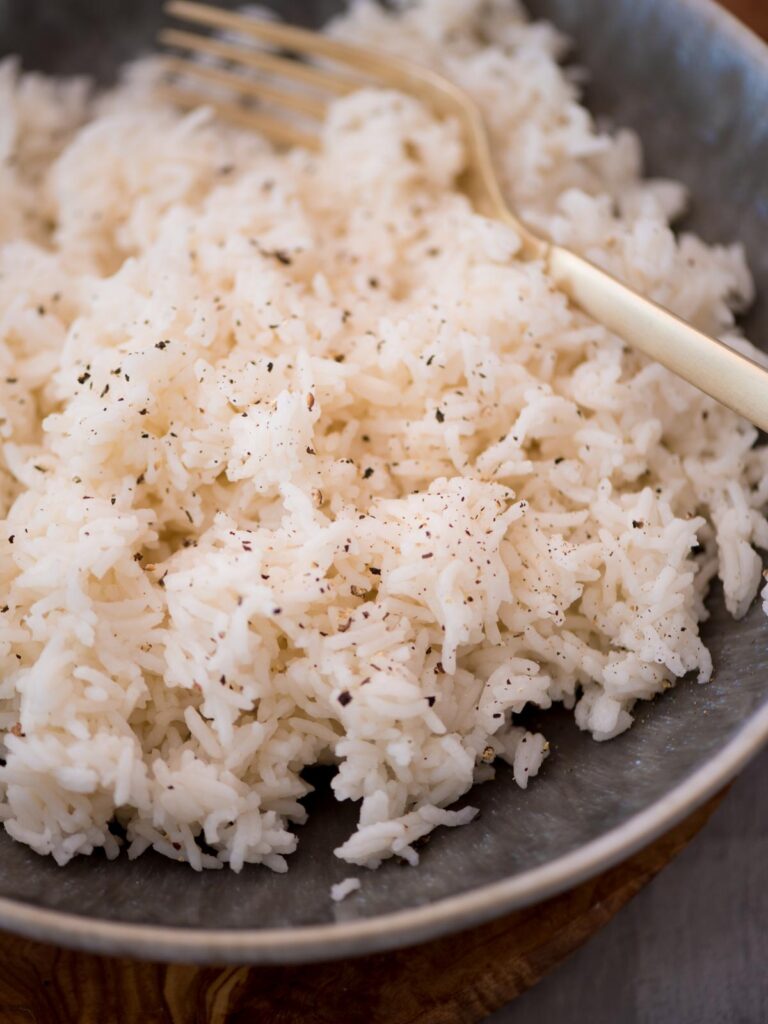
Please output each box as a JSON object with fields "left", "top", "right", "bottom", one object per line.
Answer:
{"left": 0, "top": 794, "right": 722, "bottom": 1024}
{"left": 721, "top": 0, "right": 768, "bottom": 41}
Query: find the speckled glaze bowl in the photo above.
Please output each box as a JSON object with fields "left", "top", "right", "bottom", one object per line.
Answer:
{"left": 0, "top": 0, "right": 767, "bottom": 964}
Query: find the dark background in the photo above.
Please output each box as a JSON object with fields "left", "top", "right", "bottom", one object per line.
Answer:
{"left": 491, "top": 745, "right": 768, "bottom": 1023}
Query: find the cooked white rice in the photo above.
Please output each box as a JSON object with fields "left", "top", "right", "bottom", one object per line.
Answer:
{"left": 0, "top": 0, "right": 766, "bottom": 873}
{"left": 330, "top": 876, "right": 362, "bottom": 902}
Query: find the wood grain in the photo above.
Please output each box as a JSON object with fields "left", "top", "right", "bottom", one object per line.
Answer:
{"left": 0, "top": 795, "right": 722, "bottom": 1024}
{"left": 721, "top": 0, "right": 768, "bottom": 41}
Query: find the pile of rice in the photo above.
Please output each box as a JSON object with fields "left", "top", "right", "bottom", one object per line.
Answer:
{"left": 0, "top": 0, "right": 766, "bottom": 873}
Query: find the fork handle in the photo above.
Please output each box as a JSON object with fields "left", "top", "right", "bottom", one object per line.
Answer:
{"left": 547, "top": 245, "right": 768, "bottom": 433}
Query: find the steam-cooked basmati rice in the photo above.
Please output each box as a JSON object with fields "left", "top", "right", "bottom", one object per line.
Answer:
{"left": 0, "top": 0, "right": 766, "bottom": 872}
{"left": 330, "top": 876, "right": 362, "bottom": 902}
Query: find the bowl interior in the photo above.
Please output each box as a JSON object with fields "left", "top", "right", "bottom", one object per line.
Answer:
{"left": 0, "top": 0, "right": 767, "bottom": 950}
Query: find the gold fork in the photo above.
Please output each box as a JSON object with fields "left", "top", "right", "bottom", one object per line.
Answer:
{"left": 159, "top": 0, "right": 768, "bottom": 431}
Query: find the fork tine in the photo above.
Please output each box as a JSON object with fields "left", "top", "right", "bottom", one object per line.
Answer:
{"left": 159, "top": 28, "right": 358, "bottom": 97}
{"left": 162, "top": 55, "right": 328, "bottom": 120}
{"left": 157, "top": 83, "right": 320, "bottom": 150}
{"left": 164, "top": 0, "right": 422, "bottom": 85}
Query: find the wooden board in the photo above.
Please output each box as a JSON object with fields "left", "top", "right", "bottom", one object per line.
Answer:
{"left": 723, "top": 0, "right": 768, "bottom": 41}
{"left": 0, "top": 794, "right": 723, "bottom": 1024}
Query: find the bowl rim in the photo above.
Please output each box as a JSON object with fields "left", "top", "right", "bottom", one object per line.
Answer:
{"left": 4, "top": 699, "right": 768, "bottom": 963}
{"left": 1, "top": 0, "right": 767, "bottom": 964}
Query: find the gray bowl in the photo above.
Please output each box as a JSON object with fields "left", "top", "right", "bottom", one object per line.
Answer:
{"left": 1, "top": 0, "right": 767, "bottom": 964}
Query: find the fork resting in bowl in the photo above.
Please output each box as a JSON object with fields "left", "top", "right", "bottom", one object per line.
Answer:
{"left": 159, "top": 0, "right": 768, "bottom": 432}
